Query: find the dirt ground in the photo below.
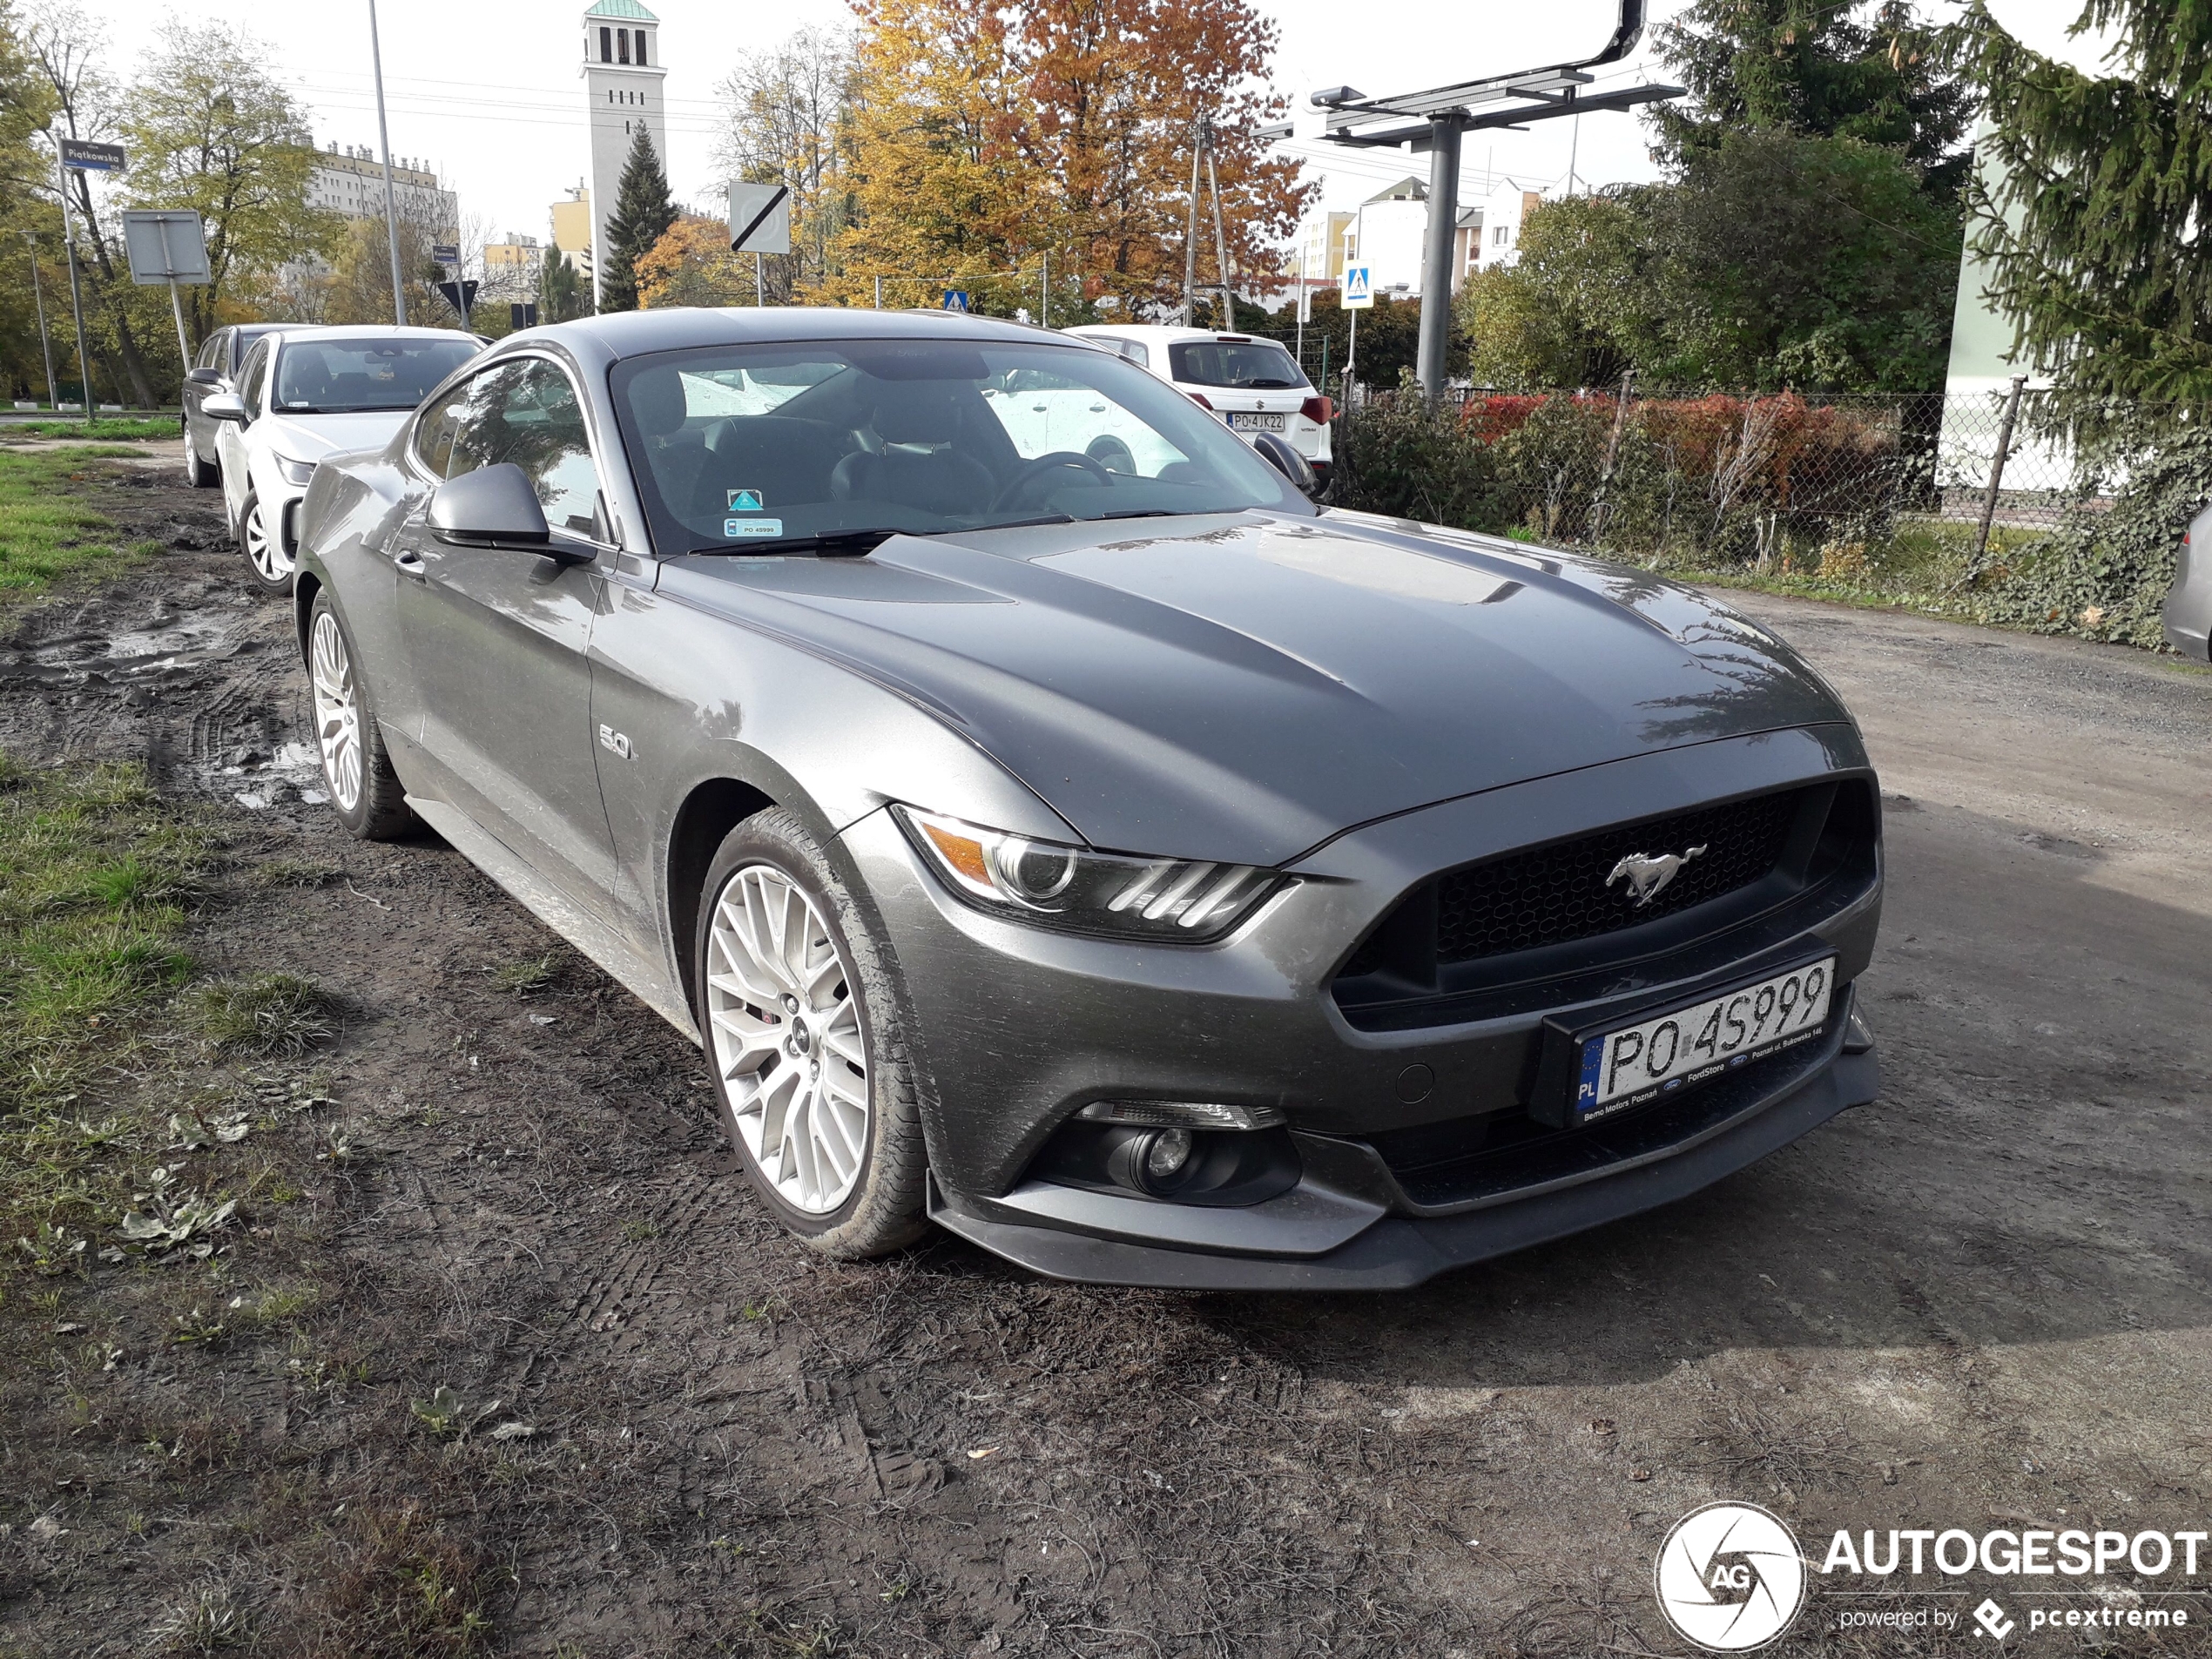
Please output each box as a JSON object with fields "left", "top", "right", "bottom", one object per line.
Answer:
{"left": 3, "top": 458, "right": 2210, "bottom": 1658}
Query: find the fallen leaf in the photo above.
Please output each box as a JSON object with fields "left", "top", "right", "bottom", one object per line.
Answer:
{"left": 28, "top": 1514, "right": 64, "bottom": 1541}
{"left": 967, "top": 1447, "right": 1000, "bottom": 1460}
{"left": 1629, "top": 1468, "right": 1653, "bottom": 1482}
{"left": 490, "top": 1421, "right": 536, "bottom": 1442}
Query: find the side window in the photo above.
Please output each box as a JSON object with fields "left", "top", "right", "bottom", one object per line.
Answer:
{"left": 194, "top": 330, "right": 225, "bottom": 372}
{"left": 411, "top": 375, "right": 474, "bottom": 477}
{"left": 239, "top": 341, "right": 271, "bottom": 420}
{"left": 445, "top": 358, "right": 605, "bottom": 539}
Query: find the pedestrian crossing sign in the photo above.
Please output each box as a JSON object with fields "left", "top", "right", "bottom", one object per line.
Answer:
{"left": 1342, "top": 265, "right": 1373, "bottom": 310}
{"left": 727, "top": 489, "right": 765, "bottom": 511}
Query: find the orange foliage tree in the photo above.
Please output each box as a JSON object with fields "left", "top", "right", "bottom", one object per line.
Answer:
{"left": 826, "top": 0, "right": 1309, "bottom": 319}
{"left": 636, "top": 216, "right": 758, "bottom": 309}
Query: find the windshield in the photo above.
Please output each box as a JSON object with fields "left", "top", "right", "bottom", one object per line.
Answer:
{"left": 610, "top": 338, "right": 1315, "bottom": 554}
{"left": 273, "top": 337, "right": 482, "bottom": 414}
{"left": 1167, "top": 338, "right": 1308, "bottom": 390}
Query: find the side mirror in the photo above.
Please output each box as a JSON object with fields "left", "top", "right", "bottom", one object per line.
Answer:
{"left": 1251, "top": 432, "right": 1319, "bottom": 498}
{"left": 428, "top": 462, "right": 556, "bottom": 553}
{"left": 202, "top": 392, "right": 248, "bottom": 424}
{"left": 185, "top": 367, "right": 223, "bottom": 388}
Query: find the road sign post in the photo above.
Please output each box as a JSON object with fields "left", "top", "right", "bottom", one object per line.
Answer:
{"left": 1341, "top": 264, "right": 1372, "bottom": 403}
{"left": 121, "top": 209, "right": 211, "bottom": 370}
{"left": 50, "top": 136, "right": 122, "bottom": 425}
{"left": 18, "top": 231, "right": 57, "bottom": 410}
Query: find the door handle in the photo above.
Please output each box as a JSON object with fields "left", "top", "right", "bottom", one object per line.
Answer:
{"left": 394, "top": 550, "right": 428, "bottom": 580}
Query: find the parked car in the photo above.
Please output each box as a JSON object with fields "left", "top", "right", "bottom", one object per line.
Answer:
{"left": 291, "top": 307, "right": 1883, "bottom": 1290}
{"left": 2163, "top": 506, "right": 2211, "bottom": 659}
{"left": 1063, "top": 323, "right": 1333, "bottom": 482}
{"left": 201, "top": 327, "right": 484, "bottom": 591}
{"left": 180, "top": 322, "right": 288, "bottom": 489}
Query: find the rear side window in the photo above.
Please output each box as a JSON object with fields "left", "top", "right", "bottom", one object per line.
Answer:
{"left": 194, "top": 330, "right": 225, "bottom": 371}
{"left": 1166, "top": 339, "right": 1306, "bottom": 390}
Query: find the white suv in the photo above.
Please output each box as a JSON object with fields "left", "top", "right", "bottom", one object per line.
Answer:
{"left": 1062, "top": 324, "right": 1332, "bottom": 481}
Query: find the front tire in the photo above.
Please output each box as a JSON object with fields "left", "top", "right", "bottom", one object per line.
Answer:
{"left": 183, "top": 423, "right": 217, "bottom": 488}
{"left": 306, "top": 590, "right": 417, "bottom": 840}
{"left": 695, "top": 808, "right": 928, "bottom": 1258}
{"left": 237, "top": 492, "right": 293, "bottom": 592}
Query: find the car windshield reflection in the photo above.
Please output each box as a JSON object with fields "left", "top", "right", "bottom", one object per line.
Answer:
{"left": 611, "top": 338, "right": 1315, "bottom": 557}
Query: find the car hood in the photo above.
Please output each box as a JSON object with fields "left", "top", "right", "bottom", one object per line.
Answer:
{"left": 658, "top": 509, "right": 1854, "bottom": 867}
{"left": 260, "top": 410, "right": 412, "bottom": 462}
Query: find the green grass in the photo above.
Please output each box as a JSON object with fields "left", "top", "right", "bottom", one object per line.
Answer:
{"left": 0, "top": 446, "right": 160, "bottom": 597}
{"left": 192, "top": 973, "right": 340, "bottom": 1058}
{"left": 0, "top": 760, "right": 205, "bottom": 1249}
{"left": 0, "top": 416, "right": 177, "bottom": 442}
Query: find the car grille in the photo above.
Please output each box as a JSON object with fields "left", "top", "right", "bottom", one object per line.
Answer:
{"left": 1433, "top": 791, "right": 1800, "bottom": 965}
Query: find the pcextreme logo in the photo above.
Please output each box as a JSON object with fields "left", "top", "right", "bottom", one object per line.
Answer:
{"left": 1656, "top": 1501, "right": 1808, "bottom": 1651}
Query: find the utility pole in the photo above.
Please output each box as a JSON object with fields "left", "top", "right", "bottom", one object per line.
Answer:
{"left": 51, "top": 138, "right": 95, "bottom": 426}
{"left": 1204, "top": 126, "right": 1235, "bottom": 333}
{"left": 1181, "top": 123, "right": 1204, "bottom": 326}
{"left": 1415, "top": 113, "right": 1464, "bottom": 398}
{"left": 368, "top": 0, "right": 408, "bottom": 325}
{"left": 19, "top": 230, "right": 57, "bottom": 410}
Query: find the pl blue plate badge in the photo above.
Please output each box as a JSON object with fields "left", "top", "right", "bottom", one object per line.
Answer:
{"left": 725, "top": 488, "right": 779, "bottom": 538}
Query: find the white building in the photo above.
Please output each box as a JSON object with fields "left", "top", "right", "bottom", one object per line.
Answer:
{"left": 1299, "top": 179, "right": 1484, "bottom": 301}
{"left": 308, "top": 142, "right": 457, "bottom": 240}
{"left": 1470, "top": 182, "right": 1546, "bottom": 272}
{"left": 581, "top": 0, "right": 667, "bottom": 307}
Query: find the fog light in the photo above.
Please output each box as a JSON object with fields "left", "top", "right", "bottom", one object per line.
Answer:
{"left": 1144, "top": 1127, "right": 1194, "bottom": 1182}
{"left": 1079, "top": 1099, "right": 1284, "bottom": 1131}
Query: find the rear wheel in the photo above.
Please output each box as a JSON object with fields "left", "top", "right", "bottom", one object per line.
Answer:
{"left": 237, "top": 492, "right": 292, "bottom": 592}
{"left": 183, "top": 423, "right": 216, "bottom": 488}
{"left": 695, "top": 808, "right": 927, "bottom": 1258}
{"left": 306, "top": 590, "right": 417, "bottom": 840}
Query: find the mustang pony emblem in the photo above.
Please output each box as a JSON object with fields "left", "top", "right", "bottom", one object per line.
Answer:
{"left": 1607, "top": 845, "right": 1708, "bottom": 907}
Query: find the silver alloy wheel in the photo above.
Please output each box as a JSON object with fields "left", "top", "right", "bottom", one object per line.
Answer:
{"left": 308, "top": 609, "right": 364, "bottom": 813}
{"left": 705, "top": 864, "right": 871, "bottom": 1215}
{"left": 243, "top": 498, "right": 289, "bottom": 583}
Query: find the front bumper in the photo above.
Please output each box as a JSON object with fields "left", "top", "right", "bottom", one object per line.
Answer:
{"left": 837, "top": 725, "right": 1882, "bottom": 1289}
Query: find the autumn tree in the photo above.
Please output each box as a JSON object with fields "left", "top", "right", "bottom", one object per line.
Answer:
{"left": 0, "top": 0, "right": 57, "bottom": 401}
{"left": 599, "top": 125, "right": 677, "bottom": 313}
{"left": 1958, "top": 0, "right": 2212, "bottom": 406}
{"left": 715, "top": 29, "right": 855, "bottom": 300}
{"left": 121, "top": 18, "right": 334, "bottom": 342}
{"left": 829, "top": 0, "right": 1308, "bottom": 319}
{"left": 635, "top": 214, "right": 757, "bottom": 308}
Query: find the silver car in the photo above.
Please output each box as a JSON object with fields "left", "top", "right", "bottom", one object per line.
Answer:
{"left": 292, "top": 307, "right": 1883, "bottom": 1290}
{"left": 2163, "top": 505, "right": 2211, "bottom": 659}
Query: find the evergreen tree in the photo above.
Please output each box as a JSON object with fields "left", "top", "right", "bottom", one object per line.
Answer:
{"left": 1653, "top": 0, "right": 1972, "bottom": 195}
{"left": 1959, "top": 1, "right": 2212, "bottom": 406}
{"left": 538, "top": 250, "right": 591, "bottom": 321}
{"left": 599, "top": 124, "right": 677, "bottom": 312}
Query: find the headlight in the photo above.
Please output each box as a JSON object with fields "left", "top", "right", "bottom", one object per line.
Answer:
{"left": 891, "top": 806, "right": 1284, "bottom": 941}
{"left": 274, "top": 454, "right": 316, "bottom": 486}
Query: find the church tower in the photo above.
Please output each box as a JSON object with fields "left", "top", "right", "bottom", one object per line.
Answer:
{"left": 581, "top": 0, "right": 668, "bottom": 307}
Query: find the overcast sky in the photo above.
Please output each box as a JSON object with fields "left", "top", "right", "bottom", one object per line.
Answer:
{"left": 81, "top": 0, "right": 2115, "bottom": 246}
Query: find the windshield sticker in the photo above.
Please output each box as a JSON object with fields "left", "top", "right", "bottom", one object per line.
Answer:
{"left": 726, "top": 489, "right": 765, "bottom": 511}
{"left": 725, "top": 517, "right": 784, "bottom": 538}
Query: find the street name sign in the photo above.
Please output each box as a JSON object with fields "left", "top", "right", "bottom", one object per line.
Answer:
{"left": 59, "top": 138, "right": 125, "bottom": 173}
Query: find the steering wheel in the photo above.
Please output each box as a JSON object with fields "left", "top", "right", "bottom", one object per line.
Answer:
{"left": 992, "top": 449, "right": 1117, "bottom": 512}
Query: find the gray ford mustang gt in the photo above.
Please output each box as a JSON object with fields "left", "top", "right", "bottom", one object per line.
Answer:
{"left": 291, "top": 307, "right": 1883, "bottom": 1290}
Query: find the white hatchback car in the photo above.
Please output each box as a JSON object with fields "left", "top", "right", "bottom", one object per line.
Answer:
{"left": 1062, "top": 324, "right": 1332, "bottom": 480}
{"left": 206, "top": 327, "right": 484, "bottom": 590}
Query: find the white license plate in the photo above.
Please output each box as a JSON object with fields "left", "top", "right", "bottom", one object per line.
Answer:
{"left": 1574, "top": 958, "right": 1836, "bottom": 1121}
{"left": 1228, "top": 411, "right": 1286, "bottom": 432}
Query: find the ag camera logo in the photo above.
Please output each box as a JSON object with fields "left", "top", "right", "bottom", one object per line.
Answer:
{"left": 1656, "top": 1501, "right": 1808, "bottom": 1651}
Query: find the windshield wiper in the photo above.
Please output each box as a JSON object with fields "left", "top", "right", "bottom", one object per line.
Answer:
{"left": 692, "top": 527, "right": 914, "bottom": 556}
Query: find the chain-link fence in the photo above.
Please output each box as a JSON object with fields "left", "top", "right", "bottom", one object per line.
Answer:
{"left": 1325, "top": 381, "right": 2101, "bottom": 571}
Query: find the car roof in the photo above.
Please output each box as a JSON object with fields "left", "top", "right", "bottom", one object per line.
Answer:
{"left": 269, "top": 326, "right": 477, "bottom": 347}
{"left": 508, "top": 305, "right": 1089, "bottom": 370}
{"left": 1064, "top": 324, "right": 1287, "bottom": 346}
